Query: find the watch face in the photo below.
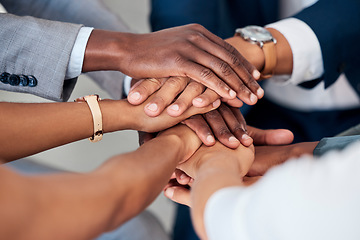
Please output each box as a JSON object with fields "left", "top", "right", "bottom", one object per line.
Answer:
{"left": 238, "top": 25, "right": 273, "bottom": 42}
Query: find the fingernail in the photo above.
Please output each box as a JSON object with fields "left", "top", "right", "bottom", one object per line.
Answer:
{"left": 165, "top": 188, "right": 174, "bottom": 198}
{"left": 229, "top": 136, "right": 240, "bottom": 142}
{"left": 257, "top": 88, "right": 264, "bottom": 98}
{"left": 253, "top": 70, "right": 261, "bottom": 79}
{"left": 169, "top": 104, "right": 180, "bottom": 111}
{"left": 180, "top": 173, "right": 186, "bottom": 180}
{"left": 146, "top": 103, "right": 158, "bottom": 112}
{"left": 242, "top": 134, "right": 251, "bottom": 140}
{"left": 194, "top": 97, "right": 203, "bottom": 103}
{"left": 212, "top": 99, "right": 221, "bottom": 108}
{"left": 250, "top": 93, "right": 257, "bottom": 104}
{"left": 229, "top": 89, "right": 237, "bottom": 98}
{"left": 206, "top": 135, "right": 215, "bottom": 143}
{"left": 129, "top": 92, "right": 141, "bottom": 101}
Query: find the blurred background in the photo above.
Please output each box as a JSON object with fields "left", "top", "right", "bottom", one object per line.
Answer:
{"left": 0, "top": 0, "right": 176, "bottom": 234}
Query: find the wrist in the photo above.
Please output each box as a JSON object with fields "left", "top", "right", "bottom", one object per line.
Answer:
{"left": 99, "top": 100, "right": 135, "bottom": 133}
{"left": 266, "top": 28, "right": 293, "bottom": 75}
{"left": 225, "top": 37, "right": 265, "bottom": 71}
{"left": 83, "top": 30, "right": 130, "bottom": 72}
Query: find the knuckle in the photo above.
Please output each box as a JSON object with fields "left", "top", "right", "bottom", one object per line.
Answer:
{"left": 187, "top": 32, "right": 204, "bottom": 43}
{"left": 188, "top": 23, "right": 203, "bottom": 31}
{"left": 188, "top": 81, "right": 204, "bottom": 93}
{"left": 147, "top": 78, "right": 162, "bottom": 88}
{"left": 205, "top": 110, "right": 219, "bottom": 120}
{"left": 217, "top": 61, "right": 232, "bottom": 76}
{"left": 233, "top": 125, "right": 245, "bottom": 134}
{"left": 218, "top": 127, "right": 231, "bottom": 137}
{"left": 230, "top": 54, "right": 242, "bottom": 67}
{"left": 200, "top": 68, "right": 214, "bottom": 80}
{"left": 167, "top": 77, "right": 183, "bottom": 89}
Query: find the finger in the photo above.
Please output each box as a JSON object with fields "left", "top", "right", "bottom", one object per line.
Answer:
{"left": 144, "top": 77, "right": 190, "bottom": 117}
{"left": 128, "top": 78, "right": 167, "bottom": 105}
{"left": 174, "top": 169, "right": 192, "bottom": 185}
{"left": 182, "top": 98, "right": 221, "bottom": 119}
{"left": 221, "top": 97, "right": 243, "bottom": 108}
{"left": 192, "top": 88, "right": 219, "bottom": 108}
{"left": 183, "top": 115, "right": 216, "bottom": 146}
{"left": 247, "top": 126, "right": 294, "bottom": 146}
{"left": 182, "top": 48, "right": 259, "bottom": 106}
{"left": 137, "top": 131, "right": 155, "bottom": 146}
{"left": 243, "top": 176, "right": 262, "bottom": 186}
{"left": 164, "top": 186, "right": 191, "bottom": 206}
{"left": 185, "top": 24, "right": 263, "bottom": 98}
{"left": 217, "top": 105, "right": 253, "bottom": 147}
{"left": 167, "top": 80, "right": 205, "bottom": 117}
{"left": 204, "top": 109, "right": 241, "bottom": 148}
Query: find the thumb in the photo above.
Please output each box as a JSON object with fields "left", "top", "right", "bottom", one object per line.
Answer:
{"left": 164, "top": 186, "right": 191, "bottom": 207}
{"left": 247, "top": 126, "right": 294, "bottom": 145}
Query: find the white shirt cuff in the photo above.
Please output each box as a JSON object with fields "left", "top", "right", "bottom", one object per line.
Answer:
{"left": 65, "top": 27, "right": 94, "bottom": 79}
{"left": 266, "top": 18, "right": 324, "bottom": 85}
{"left": 204, "top": 186, "right": 253, "bottom": 240}
{"left": 123, "top": 75, "right": 132, "bottom": 96}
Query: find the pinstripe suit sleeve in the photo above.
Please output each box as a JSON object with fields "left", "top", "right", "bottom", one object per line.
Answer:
{"left": 0, "top": 13, "right": 82, "bottom": 101}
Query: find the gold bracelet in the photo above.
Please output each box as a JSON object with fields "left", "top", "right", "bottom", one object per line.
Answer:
{"left": 75, "top": 94, "right": 103, "bottom": 142}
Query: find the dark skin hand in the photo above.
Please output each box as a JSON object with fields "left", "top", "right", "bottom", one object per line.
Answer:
{"left": 248, "top": 142, "right": 318, "bottom": 177}
{"left": 137, "top": 102, "right": 250, "bottom": 149}
{"left": 84, "top": 25, "right": 262, "bottom": 103}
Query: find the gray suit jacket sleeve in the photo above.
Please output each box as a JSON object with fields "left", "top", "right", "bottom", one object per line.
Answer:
{"left": 0, "top": 13, "right": 82, "bottom": 101}
{"left": 2, "top": 0, "right": 133, "bottom": 100}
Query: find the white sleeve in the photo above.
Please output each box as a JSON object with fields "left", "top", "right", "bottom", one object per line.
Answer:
{"left": 65, "top": 27, "right": 94, "bottom": 79}
{"left": 266, "top": 18, "right": 324, "bottom": 85}
{"left": 204, "top": 142, "right": 360, "bottom": 240}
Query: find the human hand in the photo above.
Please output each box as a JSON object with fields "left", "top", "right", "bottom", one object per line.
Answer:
{"left": 122, "top": 93, "right": 221, "bottom": 133}
{"left": 248, "top": 142, "right": 318, "bottom": 176}
{"left": 163, "top": 175, "right": 260, "bottom": 207}
{"left": 247, "top": 126, "right": 294, "bottom": 146}
{"left": 183, "top": 103, "right": 252, "bottom": 149}
{"left": 86, "top": 24, "right": 264, "bottom": 104}
{"left": 158, "top": 124, "right": 203, "bottom": 164}
{"left": 177, "top": 141, "right": 254, "bottom": 180}
{"left": 128, "top": 77, "right": 244, "bottom": 117}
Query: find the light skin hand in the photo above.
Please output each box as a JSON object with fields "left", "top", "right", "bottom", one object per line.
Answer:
{"left": 0, "top": 125, "right": 201, "bottom": 240}
{"left": 128, "top": 77, "right": 243, "bottom": 118}
{"left": 108, "top": 91, "right": 222, "bottom": 134}
{"left": 165, "top": 142, "right": 254, "bottom": 239}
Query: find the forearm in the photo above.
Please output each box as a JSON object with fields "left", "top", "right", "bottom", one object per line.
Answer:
{"left": 0, "top": 132, "right": 189, "bottom": 239}
{"left": 191, "top": 157, "right": 243, "bottom": 239}
{"left": 0, "top": 100, "right": 132, "bottom": 161}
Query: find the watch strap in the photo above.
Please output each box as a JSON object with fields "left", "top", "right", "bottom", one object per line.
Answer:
{"left": 260, "top": 40, "right": 277, "bottom": 79}
{"left": 75, "top": 94, "right": 103, "bottom": 142}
